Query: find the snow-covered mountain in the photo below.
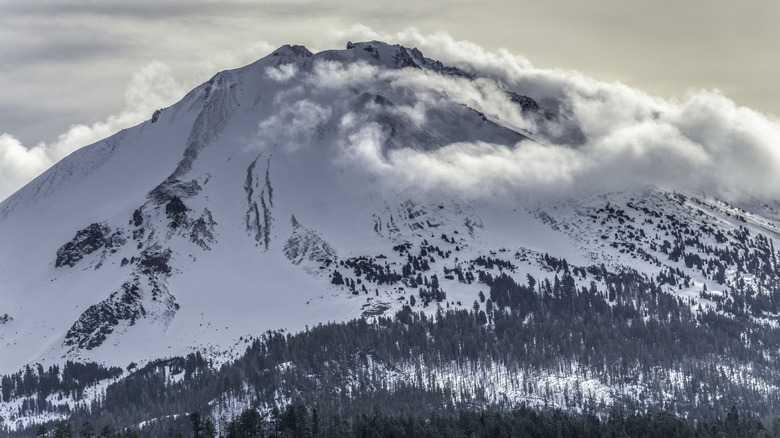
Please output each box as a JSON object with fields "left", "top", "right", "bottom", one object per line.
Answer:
{"left": 3, "top": 41, "right": 780, "bottom": 431}
{"left": 0, "top": 41, "right": 560, "bottom": 371}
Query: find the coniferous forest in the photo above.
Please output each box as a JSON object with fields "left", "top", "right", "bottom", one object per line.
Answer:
{"left": 8, "top": 195, "right": 780, "bottom": 437}
{"left": 5, "top": 254, "right": 780, "bottom": 436}
{"left": 19, "top": 404, "right": 780, "bottom": 438}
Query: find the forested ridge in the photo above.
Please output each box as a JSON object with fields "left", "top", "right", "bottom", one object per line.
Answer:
{"left": 8, "top": 191, "right": 780, "bottom": 436}
{"left": 5, "top": 259, "right": 780, "bottom": 436}
{"left": 21, "top": 404, "right": 780, "bottom": 438}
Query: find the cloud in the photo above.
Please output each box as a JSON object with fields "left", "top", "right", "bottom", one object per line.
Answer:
{"left": 4, "top": 28, "right": 780, "bottom": 204}
{"left": 266, "top": 64, "right": 298, "bottom": 82}
{"left": 316, "top": 28, "right": 780, "bottom": 200}
{"left": 256, "top": 99, "right": 332, "bottom": 152}
{"left": 0, "top": 39, "right": 281, "bottom": 202}
{"left": 307, "top": 60, "right": 382, "bottom": 90}
{"left": 327, "top": 26, "right": 536, "bottom": 88}
{"left": 0, "top": 134, "right": 52, "bottom": 200}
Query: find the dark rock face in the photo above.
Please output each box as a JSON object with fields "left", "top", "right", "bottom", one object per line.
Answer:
{"left": 508, "top": 92, "right": 542, "bottom": 113}
{"left": 189, "top": 209, "right": 217, "bottom": 250}
{"left": 394, "top": 48, "right": 421, "bottom": 69}
{"left": 507, "top": 91, "right": 558, "bottom": 121}
{"left": 244, "top": 156, "right": 273, "bottom": 250}
{"left": 272, "top": 44, "right": 313, "bottom": 57}
{"left": 58, "top": 179, "right": 217, "bottom": 352}
{"left": 506, "top": 91, "right": 587, "bottom": 145}
{"left": 148, "top": 179, "right": 202, "bottom": 205}
{"left": 284, "top": 215, "right": 337, "bottom": 266}
{"left": 132, "top": 208, "right": 144, "bottom": 227}
{"left": 64, "top": 282, "right": 146, "bottom": 350}
{"left": 165, "top": 196, "right": 189, "bottom": 229}
{"left": 63, "top": 241, "right": 178, "bottom": 351}
{"left": 55, "top": 223, "right": 124, "bottom": 268}
{"left": 138, "top": 246, "right": 172, "bottom": 277}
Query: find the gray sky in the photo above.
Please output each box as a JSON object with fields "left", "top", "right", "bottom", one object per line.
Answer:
{"left": 1, "top": 0, "right": 779, "bottom": 200}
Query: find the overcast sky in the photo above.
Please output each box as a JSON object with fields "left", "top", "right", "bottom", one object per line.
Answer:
{"left": 1, "top": 0, "right": 779, "bottom": 200}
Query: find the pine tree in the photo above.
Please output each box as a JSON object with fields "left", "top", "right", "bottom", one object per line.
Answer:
{"left": 53, "top": 422, "right": 74, "bottom": 438}
{"left": 203, "top": 419, "right": 216, "bottom": 438}
{"left": 100, "top": 424, "right": 118, "bottom": 438}
{"left": 79, "top": 421, "right": 96, "bottom": 438}
{"left": 190, "top": 412, "right": 203, "bottom": 438}
{"left": 725, "top": 406, "right": 740, "bottom": 438}
{"left": 312, "top": 408, "right": 321, "bottom": 437}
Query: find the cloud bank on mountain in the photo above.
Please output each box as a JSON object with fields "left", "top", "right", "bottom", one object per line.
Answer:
{"left": 4, "top": 29, "right": 780, "bottom": 203}
{"left": 316, "top": 28, "right": 780, "bottom": 200}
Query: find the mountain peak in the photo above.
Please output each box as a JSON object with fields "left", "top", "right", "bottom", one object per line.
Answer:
{"left": 344, "top": 40, "right": 421, "bottom": 68}
{"left": 345, "top": 40, "right": 400, "bottom": 51}
{"left": 338, "top": 40, "right": 481, "bottom": 82}
{"left": 270, "top": 44, "right": 313, "bottom": 58}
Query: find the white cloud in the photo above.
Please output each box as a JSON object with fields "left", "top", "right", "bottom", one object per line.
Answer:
{"left": 0, "top": 134, "right": 52, "bottom": 200}
{"left": 307, "top": 59, "right": 381, "bottom": 90}
{"left": 4, "top": 29, "right": 780, "bottom": 203}
{"left": 0, "top": 41, "right": 277, "bottom": 202}
{"left": 314, "top": 28, "right": 780, "bottom": 201}
{"left": 327, "top": 26, "right": 536, "bottom": 88}
{"left": 256, "top": 99, "right": 332, "bottom": 152}
{"left": 266, "top": 64, "right": 298, "bottom": 82}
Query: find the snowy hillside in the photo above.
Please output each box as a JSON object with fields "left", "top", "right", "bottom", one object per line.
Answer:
{"left": 3, "top": 41, "right": 780, "bottom": 433}
{"left": 0, "top": 41, "right": 556, "bottom": 373}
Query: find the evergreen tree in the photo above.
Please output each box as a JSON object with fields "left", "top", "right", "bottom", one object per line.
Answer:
{"left": 190, "top": 412, "right": 203, "bottom": 438}
{"left": 203, "top": 419, "right": 216, "bottom": 438}
{"left": 228, "top": 408, "right": 264, "bottom": 438}
{"left": 79, "top": 421, "right": 96, "bottom": 438}
{"left": 726, "top": 406, "right": 740, "bottom": 438}
{"left": 53, "top": 422, "right": 74, "bottom": 438}
{"left": 311, "top": 408, "right": 320, "bottom": 438}
{"left": 100, "top": 424, "right": 119, "bottom": 438}
{"left": 121, "top": 428, "right": 140, "bottom": 438}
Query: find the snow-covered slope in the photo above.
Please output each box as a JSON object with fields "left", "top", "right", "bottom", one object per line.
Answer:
{"left": 1, "top": 40, "right": 779, "bottom": 382}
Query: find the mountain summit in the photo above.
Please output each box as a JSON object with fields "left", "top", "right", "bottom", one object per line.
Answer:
{"left": 0, "top": 41, "right": 553, "bottom": 372}
{"left": 3, "top": 42, "right": 780, "bottom": 430}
